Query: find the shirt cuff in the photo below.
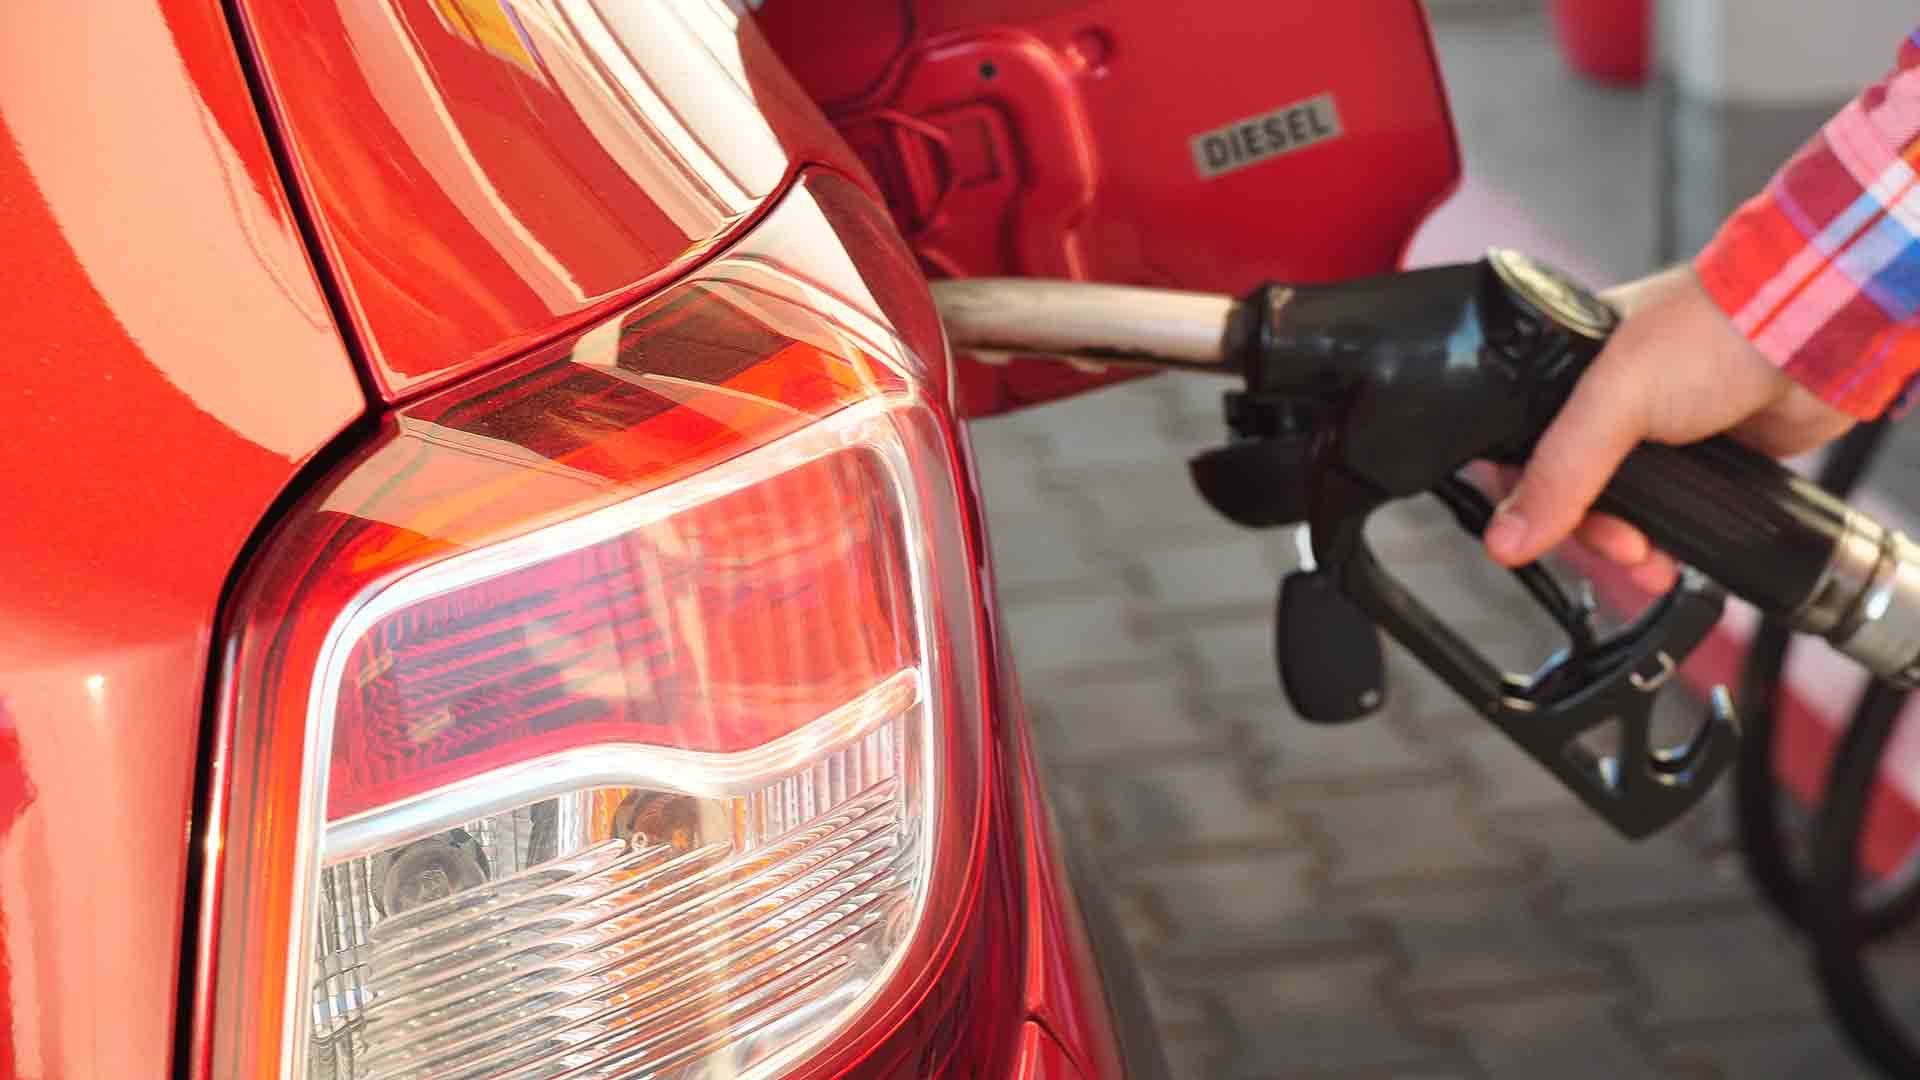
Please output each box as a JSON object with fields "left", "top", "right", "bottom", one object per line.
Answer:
{"left": 1694, "top": 196, "right": 1914, "bottom": 421}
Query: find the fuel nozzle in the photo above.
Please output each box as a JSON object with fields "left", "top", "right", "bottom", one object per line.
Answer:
{"left": 929, "top": 252, "right": 1920, "bottom": 836}
{"left": 1215, "top": 251, "right": 1920, "bottom": 692}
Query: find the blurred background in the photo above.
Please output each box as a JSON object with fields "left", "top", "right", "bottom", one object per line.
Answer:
{"left": 969, "top": 1, "right": 1920, "bottom": 1076}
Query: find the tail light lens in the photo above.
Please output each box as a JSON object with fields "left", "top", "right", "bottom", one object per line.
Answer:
{"left": 201, "top": 185, "right": 990, "bottom": 1079}
{"left": 309, "top": 403, "right": 942, "bottom": 1080}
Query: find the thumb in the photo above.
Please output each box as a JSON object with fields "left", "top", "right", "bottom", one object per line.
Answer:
{"left": 1484, "top": 364, "right": 1647, "bottom": 566}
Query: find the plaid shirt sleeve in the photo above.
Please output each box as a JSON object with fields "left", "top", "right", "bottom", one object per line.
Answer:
{"left": 1694, "top": 29, "right": 1920, "bottom": 419}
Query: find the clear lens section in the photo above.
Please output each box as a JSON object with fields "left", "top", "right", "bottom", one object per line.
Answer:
{"left": 309, "top": 713, "right": 916, "bottom": 1080}
{"left": 295, "top": 401, "right": 949, "bottom": 1079}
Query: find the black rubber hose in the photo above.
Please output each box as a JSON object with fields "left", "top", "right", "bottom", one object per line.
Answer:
{"left": 1809, "top": 678, "right": 1919, "bottom": 1078}
{"left": 1735, "top": 419, "right": 1893, "bottom": 933}
{"left": 1733, "top": 618, "right": 1806, "bottom": 928}
{"left": 1726, "top": 417, "right": 1920, "bottom": 1077}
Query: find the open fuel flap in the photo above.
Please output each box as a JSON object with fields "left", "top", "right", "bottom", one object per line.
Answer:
{"left": 755, "top": 0, "right": 1461, "bottom": 415}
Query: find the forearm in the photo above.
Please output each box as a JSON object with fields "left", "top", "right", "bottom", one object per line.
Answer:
{"left": 1693, "top": 28, "right": 1920, "bottom": 419}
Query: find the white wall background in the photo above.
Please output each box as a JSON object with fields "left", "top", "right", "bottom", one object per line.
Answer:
{"left": 1662, "top": 0, "right": 1917, "bottom": 104}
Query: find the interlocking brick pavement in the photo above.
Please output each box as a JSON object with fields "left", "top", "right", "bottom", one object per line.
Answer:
{"left": 1421, "top": 993, "right": 1667, "bottom": 1080}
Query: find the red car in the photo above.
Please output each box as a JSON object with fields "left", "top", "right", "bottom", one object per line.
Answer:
{"left": 0, "top": 1, "right": 1455, "bottom": 1076}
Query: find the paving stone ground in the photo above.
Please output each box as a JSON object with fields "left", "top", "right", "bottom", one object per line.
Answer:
{"left": 978, "top": 367, "right": 1877, "bottom": 1078}
{"left": 965, "top": 10, "right": 1891, "bottom": 1075}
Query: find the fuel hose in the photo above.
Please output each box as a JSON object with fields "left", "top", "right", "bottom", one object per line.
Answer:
{"left": 1723, "top": 418, "right": 1920, "bottom": 1078}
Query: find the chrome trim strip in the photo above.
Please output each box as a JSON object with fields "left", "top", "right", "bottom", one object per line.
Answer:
{"left": 322, "top": 669, "right": 921, "bottom": 862}
{"left": 1833, "top": 529, "right": 1920, "bottom": 688}
{"left": 1789, "top": 511, "right": 1920, "bottom": 688}
{"left": 1793, "top": 510, "right": 1887, "bottom": 637}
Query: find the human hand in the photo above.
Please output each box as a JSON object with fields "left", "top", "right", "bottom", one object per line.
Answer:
{"left": 1482, "top": 264, "right": 1856, "bottom": 591}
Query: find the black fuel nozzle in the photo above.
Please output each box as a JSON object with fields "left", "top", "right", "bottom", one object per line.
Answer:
{"left": 1194, "top": 251, "right": 1742, "bottom": 838}
{"left": 1226, "top": 251, "right": 1877, "bottom": 620}
{"left": 928, "top": 255, "right": 1920, "bottom": 838}
{"left": 1224, "top": 255, "right": 1600, "bottom": 495}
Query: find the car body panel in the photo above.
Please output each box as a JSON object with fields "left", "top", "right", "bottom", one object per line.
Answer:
{"left": 1012, "top": 1022, "right": 1086, "bottom": 1079}
{"left": 0, "top": 0, "right": 365, "bottom": 1075}
{"left": 232, "top": 0, "right": 875, "bottom": 401}
{"left": 1018, "top": 735, "right": 1130, "bottom": 1080}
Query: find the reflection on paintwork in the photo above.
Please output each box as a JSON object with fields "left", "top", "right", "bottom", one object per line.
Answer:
{"left": 429, "top": 0, "right": 542, "bottom": 72}
{"left": 0, "top": 0, "right": 354, "bottom": 458}
{"left": 0, "top": 703, "right": 31, "bottom": 1076}
{"left": 239, "top": 0, "right": 859, "bottom": 396}
{"left": 0, "top": 2, "right": 366, "bottom": 1077}
{"left": 311, "top": 179, "right": 934, "bottom": 569}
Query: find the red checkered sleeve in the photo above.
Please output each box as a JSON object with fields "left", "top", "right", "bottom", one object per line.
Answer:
{"left": 1694, "top": 28, "right": 1920, "bottom": 418}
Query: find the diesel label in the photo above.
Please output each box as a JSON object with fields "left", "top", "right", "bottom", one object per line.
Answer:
{"left": 1189, "top": 93, "right": 1343, "bottom": 180}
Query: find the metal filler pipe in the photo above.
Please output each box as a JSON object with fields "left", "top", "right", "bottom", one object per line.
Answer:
{"left": 930, "top": 279, "right": 1241, "bottom": 370}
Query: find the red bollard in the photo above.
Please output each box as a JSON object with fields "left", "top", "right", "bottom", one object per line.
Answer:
{"left": 1551, "top": 0, "right": 1651, "bottom": 87}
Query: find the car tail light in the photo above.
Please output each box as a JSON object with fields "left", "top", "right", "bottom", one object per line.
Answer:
{"left": 199, "top": 184, "right": 992, "bottom": 1079}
